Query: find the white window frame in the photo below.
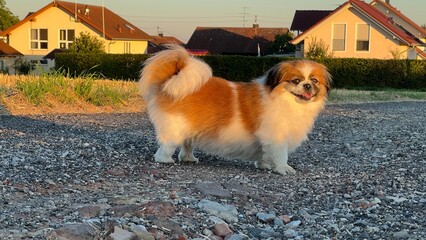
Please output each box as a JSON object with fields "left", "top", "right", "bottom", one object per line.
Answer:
{"left": 59, "top": 29, "right": 75, "bottom": 49}
{"left": 332, "top": 23, "right": 346, "bottom": 52}
{"left": 30, "top": 28, "right": 48, "bottom": 50}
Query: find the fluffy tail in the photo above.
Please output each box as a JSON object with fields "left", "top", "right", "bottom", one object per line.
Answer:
{"left": 139, "top": 45, "right": 212, "bottom": 101}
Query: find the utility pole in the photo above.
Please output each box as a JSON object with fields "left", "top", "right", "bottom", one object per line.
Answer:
{"left": 102, "top": 0, "right": 105, "bottom": 38}
{"left": 240, "top": 6, "right": 249, "bottom": 27}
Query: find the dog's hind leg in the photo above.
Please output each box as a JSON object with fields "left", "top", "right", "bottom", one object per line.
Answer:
{"left": 178, "top": 140, "right": 199, "bottom": 163}
{"left": 154, "top": 143, "right": 177, "bottom": 163}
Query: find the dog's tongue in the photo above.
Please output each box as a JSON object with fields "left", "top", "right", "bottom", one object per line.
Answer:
{"left": 303, "top": 92, "right": 314, "bottom": 99}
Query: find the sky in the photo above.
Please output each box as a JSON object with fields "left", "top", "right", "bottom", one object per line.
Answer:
{"left": 5, "top": 0, "right": 426, "bottom": 43}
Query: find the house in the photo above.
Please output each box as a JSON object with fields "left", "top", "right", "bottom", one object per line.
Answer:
{"left": 0, "top": 41, "right": 23, "bottom": 74}
{"left": 186, "top": 25, "right": 289, "bottom": 56}
{"left": 0, "top": 0, "right": 152, "bottom": 71}
{"left": 291, "top": 0, "right": 426, "bottom": 59}
{"left": 147, "top": 33, "right": 184, "bottom": 54}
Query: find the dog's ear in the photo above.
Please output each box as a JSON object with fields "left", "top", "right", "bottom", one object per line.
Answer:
{"left": 265, "top": 64, "right": 283, "bottom": 90}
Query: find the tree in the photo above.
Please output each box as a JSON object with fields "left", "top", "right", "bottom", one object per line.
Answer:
{"left": 0, "top": 0, "right": 19, "bottom": 31}
{"left": 305, "top": 36, "right": 333, "bottom": 59}
{"left": 68, "top": 32, "right": 105, "bottom": 53}
{"left": 268, "top": 32, "right": 296, "bottom": 54}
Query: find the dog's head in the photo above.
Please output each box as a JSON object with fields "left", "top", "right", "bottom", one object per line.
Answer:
{"left": 265, "top": 60, "right": 332, "bottom": 103}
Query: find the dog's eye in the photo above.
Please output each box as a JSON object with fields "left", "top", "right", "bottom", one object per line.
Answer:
{"left": 311, "top": 78, "right": 318, "bottom": 84}
{"left": 291, "top": 79, "right": 300, "bottom": 85}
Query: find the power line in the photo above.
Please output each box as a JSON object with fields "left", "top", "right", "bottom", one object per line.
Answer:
{"left": 121, "top": 15, "right": 241, "bottom": 19}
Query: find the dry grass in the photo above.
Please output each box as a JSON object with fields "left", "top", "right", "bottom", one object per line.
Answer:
{"left": 0, "top": 74, "right": 145, "bottom": 115}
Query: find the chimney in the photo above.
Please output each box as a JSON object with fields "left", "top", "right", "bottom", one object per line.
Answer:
{"left": 84, "top": 6, "right": 90, "bottom": 15}
{"left": 253, "top": 15, "right": 259, "bottom": 28}
{"left": 385, "top": 0, "right": 390, "bottom": 4}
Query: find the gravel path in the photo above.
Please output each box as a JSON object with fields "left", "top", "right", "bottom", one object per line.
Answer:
{"left": 0, "top": 101, "right": 425, "bottom": 240}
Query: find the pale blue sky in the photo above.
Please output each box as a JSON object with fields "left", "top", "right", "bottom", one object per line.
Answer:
{"left": 5, "top": 0, "right": 425, "bottom": 43}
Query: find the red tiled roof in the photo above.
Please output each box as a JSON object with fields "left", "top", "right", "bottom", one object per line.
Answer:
{"left": 0, "top": 41, "right": 23, "bottom": 56}
{"left": 1, "top": 1, "right": 152, "bottom": 41}
{"left": 147, "top": 35, "right": 184, "bottom": 53}
{"left": 290, "top": 10, "right": 332, "bottom": 32}
{"left": 149, "top": 35, "right": 183, "bottom": 46}
{"left": 371, "top": 0, "right": 426, "bottom": 38}
{"left": 350, "top": 0, "right": 420, "bottom": 45}
{"left": 415, "top": 47, "right": 426, "bottom": 59}
{"left": 291, "top": 0, "right": 423, "bottom": 46}
{"left": 186, "top": 26, "right": 289, "bottom": 55}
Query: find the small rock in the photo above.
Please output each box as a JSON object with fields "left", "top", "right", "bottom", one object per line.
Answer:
{"left": 129, "top": 225, "right": 154, "bottom": 240}
{"left": 109, "top": 205, "right": 141, "bottom": 217}
{"left": 225, "top": 234, "right": 249, "bottom": 240}
{"left": 284, "top": 229, "right": 299, "bottom": 238}
{"left": 47, "top": 223, "right": 97, "bottom": 240}
{"left": 198, "top": 199, "right": 238, "bottom": 223}
{"left": 393, "top": 229, "right": 409, "bottom": 239}
{"left": 285, "top": 220, "right": 302, "bottom": 229}
{"left": 256, "top": 212, "right": 276, "bottom": 223}
{"left": 280, "top": 215, "right": 292, "bottom": 224}
{"left": 77, "top": 205, "right": 101, "bottom": 218}
{"left": 194, "top": 182, "right": 233, "bottom": 199}
{"left": 108, "top": 226, "right": 138, "bottom": 240}
{"left": 212, "top": 223, "right": 233, "bottom": 237}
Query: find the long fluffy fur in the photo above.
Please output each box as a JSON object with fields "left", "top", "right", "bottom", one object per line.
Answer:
{"left": 139, "top": 45, "right": 331, "bottom": 174}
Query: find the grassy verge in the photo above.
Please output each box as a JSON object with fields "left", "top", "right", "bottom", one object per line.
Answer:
{"left": 0, "top": 72, "right": 142, "bottom": 115}
{"left": 1, "top": 73, "right": 425, "bottom": 115}
{"left": 328, "top": 89, "right": 426, "bottom": 104}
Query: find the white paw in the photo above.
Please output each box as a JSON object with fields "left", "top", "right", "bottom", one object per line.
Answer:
{"left": 274, "top": 164, "right": 296, "bottom": 175}
{"left": 154, "top": 155, "right": 175, "bottom": 163}
{"left": 255, "top": 161, "right": 273, "bottom": 170}
{"left": 178, "top": 154, "right": 199, "bottom": 163}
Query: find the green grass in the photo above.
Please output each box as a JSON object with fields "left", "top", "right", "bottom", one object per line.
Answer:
{"left": 13, "top": 70, "right": 138, "bottom": 107}
{"left": 329, "top": 89, "right": 426, "bottom": 103}
{"left": 87, "top": 83, "right": 138, "bottom": 106}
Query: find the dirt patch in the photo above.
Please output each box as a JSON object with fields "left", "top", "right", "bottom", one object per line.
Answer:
{"left": 1, "top": 94, "right": 145, "bottom": 115}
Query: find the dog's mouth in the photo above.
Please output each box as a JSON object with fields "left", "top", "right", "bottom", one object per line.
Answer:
{"left": 292, "top": 91, "right": 316, "bottom": 101}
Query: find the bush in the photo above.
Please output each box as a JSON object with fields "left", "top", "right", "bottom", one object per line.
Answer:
{"left": 55, "top": 53, "right": 149, "bottom": 80}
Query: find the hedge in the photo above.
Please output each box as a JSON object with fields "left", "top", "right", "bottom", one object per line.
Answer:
{"left": 55, "top": 53, "right": 426, "bottom": 89}
{"left": 55, "top": 53, "right": 150, "bottom": 80}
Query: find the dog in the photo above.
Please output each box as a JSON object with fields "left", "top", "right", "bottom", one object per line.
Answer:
{"left": 139, "top": 45, "right": 331, "bottom": 174}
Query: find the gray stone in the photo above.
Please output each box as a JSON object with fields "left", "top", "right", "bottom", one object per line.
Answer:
{"left": 256, "top": 212, "right": 276, "bottom": 223}
{"left": 108, "top": 226, "right": 138, "bottom": 240}
{"left": 194, "top": 182, "right": 232, "bottom": 199}
{"left": 129, "top": 224, "right": 154, "bottom": 240}
{"left": 47, "top": 223, "right": 96, "bottom": 240}
{"left": 392, "top": 229, "right": 409, "bottom": 239}
{"left": 198, "top": 199, "right": 238, "bottom": 223}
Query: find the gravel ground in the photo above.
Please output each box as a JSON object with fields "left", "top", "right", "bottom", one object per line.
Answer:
{"left": 0, "top": 101, "right": 425, "bottom": 240}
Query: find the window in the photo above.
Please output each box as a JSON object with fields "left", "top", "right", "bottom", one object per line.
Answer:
{"left": 356, "top": 24, "right": 370, "bottom": 51}
{"left": 30, "top": 29, "right": 48, "bottom": 50}
{"left": 124, "top": 42, "right": 131, "bottom": 53}
{"left": 332, "top": 24, "right": 346, "bottom": 51}
{"left": 59, "top": 29, "right": 75, "bottom": 49}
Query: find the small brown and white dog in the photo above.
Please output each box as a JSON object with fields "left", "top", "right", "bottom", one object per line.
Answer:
{"left": 139, "top": 45, "right": 331, "bottom": 174}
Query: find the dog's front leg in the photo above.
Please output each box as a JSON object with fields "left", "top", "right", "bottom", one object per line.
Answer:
{"left": 154, "top": 143, "right": 177, "bottom": 163}
{"left": 262, "top": 143, "right": 296, "bottom": 175}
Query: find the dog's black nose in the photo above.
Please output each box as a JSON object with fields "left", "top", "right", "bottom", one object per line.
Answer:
{"left": 303, "top": 83, "right": 312, "bottom": 90}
